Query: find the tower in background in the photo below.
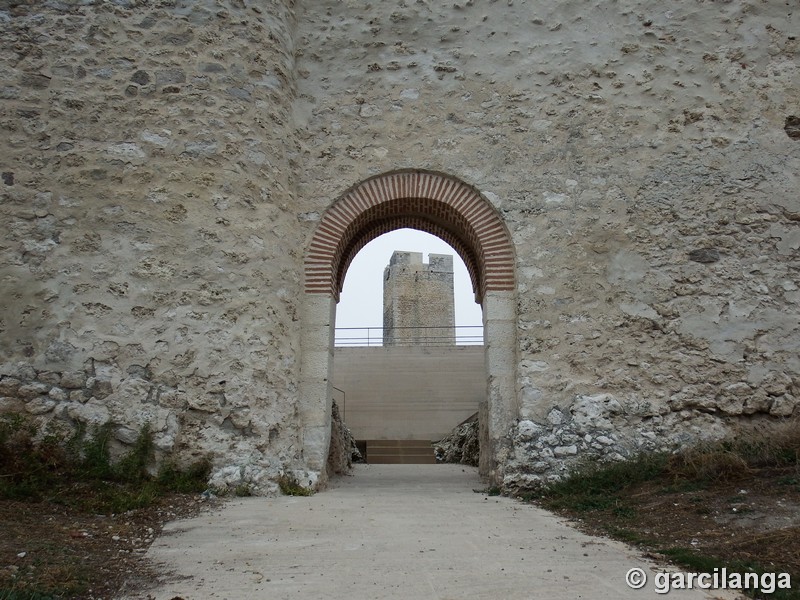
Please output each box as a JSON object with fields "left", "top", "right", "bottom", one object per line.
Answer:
{"left": 383, "top": 251, "right": 456, "bottom": 346}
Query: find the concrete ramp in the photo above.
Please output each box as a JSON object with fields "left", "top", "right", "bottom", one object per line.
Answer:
{"left": 119, "top": 465, "right": 740, "bottom": 600}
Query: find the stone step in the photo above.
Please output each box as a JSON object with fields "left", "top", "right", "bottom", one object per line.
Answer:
{"left": 365, "top": 440, "right": 436, "bottom": 464}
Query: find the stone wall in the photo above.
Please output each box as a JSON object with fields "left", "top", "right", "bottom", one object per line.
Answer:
{"left": 0, "top": 0, "right": 310, "bottom": 494}
{"left": 0, "top": 0, "right": 798, "bottom": 493}
{"left": 293, "top": 0, "right": 799, "bottom": 488}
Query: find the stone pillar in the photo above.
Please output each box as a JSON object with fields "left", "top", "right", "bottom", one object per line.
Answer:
{"left": 482, "top": 290, "right": 519, "bottom": 485}
{"left": 298, "top": 294, "right": 336, "bottom": 485}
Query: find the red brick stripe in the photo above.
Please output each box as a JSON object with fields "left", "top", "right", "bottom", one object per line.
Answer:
{"left": 305, "top": 170, "right": 515, "bottom": 302}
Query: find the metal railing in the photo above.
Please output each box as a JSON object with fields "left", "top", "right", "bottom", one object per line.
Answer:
{"left": 334, "top": 325, "right": 484, "bottom": 347}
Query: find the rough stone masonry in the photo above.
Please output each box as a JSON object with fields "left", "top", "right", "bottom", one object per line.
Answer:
{"left": 383, "top": 251, "right": 456, "bottom": 346}
{"left": 0, "top": 0, "right": 797, "bottom": 493}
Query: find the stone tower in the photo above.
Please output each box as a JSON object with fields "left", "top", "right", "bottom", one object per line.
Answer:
{"left": 383, "top": 251, "right": 456, "bottom": 346}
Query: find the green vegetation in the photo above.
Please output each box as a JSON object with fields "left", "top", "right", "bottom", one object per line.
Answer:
{"left": 0, "top": 414, "right": 213, "bottom": 599}
{"left": 603, "top": 525, "right": 655, "bottom": 546}
{"left": 233, "top": 483, "right": 253, "bottom": 497}
{"left": 527, "top": 419, "right": 800, "bottom": 600}
{"left": 0, "top": 591, "right": 62, "bottom": 600}
{"left": 532, "top": 419, "right": 800, "bottom": 513}
{"left": 0, "top": 414, "right": 211, "bottom": 513}
{"left": 531, "top": 452, "right": 669, "bottom": 512}
{"left": 658, "top": 548, "right": 798, "bottom": 600}
{"left": 277, "top": 473, "right": 314, "bottom": 497}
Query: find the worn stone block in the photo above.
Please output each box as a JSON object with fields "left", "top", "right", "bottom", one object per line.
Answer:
{"left": 25, "top": 397, "right": 56, "bottom": 415}
{"left": 37, "top": 371, "right": 61, "bottom": 386}
{"left": 17, "top": 383, "right": 51, "bottom": 400}
{"left": 67, "top": 401, "right": 111, "bottom": 426}
{"left": 69, "top": 390, "right": 91, "bottom": 403}
{"left": 0, "top": 378, "right": 21, "bottom": 396}
{"left": 48, "top": 387, "right": 68, "bottom": 402}
{"left": 0, "top": 363, "right": 36, "bottom": 381}
{"left": 770, "top": 395, "right": 797, "bottom": 417}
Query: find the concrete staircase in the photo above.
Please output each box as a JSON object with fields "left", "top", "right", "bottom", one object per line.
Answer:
{"left": 364, "top": 440, "right": 436, "bottom": 464}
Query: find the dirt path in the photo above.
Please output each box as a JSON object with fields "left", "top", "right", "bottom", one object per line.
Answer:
{"left": 118, "top": 464, "right": 742, "bottom": 600}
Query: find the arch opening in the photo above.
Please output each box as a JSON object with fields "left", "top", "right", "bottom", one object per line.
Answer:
{"left": 334, "top": 229, "right": 485, "bottom": 462}
{"left": 299, "top": 169, "right": 518, "bottom": 487}
{"left": 335, "top": 228, "right": 483, "bottom": 345}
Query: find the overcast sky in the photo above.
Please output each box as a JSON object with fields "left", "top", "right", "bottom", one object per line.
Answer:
{"left": 335, "top": 229, "right": 483, "bottom": 343}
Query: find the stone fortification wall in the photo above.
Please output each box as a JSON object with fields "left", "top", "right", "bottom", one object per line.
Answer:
{"left": 294, "top": 1, "right": 799, "bottom": 487}
{"left": 0, "top": 0, "right": 797, "bottom": 493}
{"left": 383, "top": 251, "right": 456, "bottom": 346}
{"left": 0, "top": 0, "right": 308, "bottom": 493}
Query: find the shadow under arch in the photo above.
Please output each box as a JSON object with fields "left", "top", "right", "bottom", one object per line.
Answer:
{"left": 299, "top": 169, "right": 518, "bottom": 487}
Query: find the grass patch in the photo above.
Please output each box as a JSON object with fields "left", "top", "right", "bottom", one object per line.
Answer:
{"left": 156, "top": 458, "right": 214, "bottom": 494}
{"left": 533, "top": 453, "right": 669, "bottom": 512}
{"left": 0, "top": 558, "right": 92, "bottom": 600}
{"left": 527, "top": 419, "right": 800, "bottom": 600}
{"left": 233, "top": 484, "right": 253, "bottom": 497}
{"left": 0, "top": 415, "right": 211, "bottom": 513}
{"left": 667, "top": 418, "right": 800, "bottom": 483}
{"left": 277, "top": 474, "right": 314, "bottom": 497}
{"left": 0, "top": 591, "right": 62, "bottom": 600}
{"left": 660, "top": 547, "right": 728, "bottom": 573}
{"left": 534, "top": 418, "right": 800, "bottom": 514}
{"left": 611, "top": 502, "right": 637, "bottom": 519}
{"left": 604, "top": 525, "right": 656, "bottom": 546}
{"left": 658, "top": 478, "right": 709, "bottom": 494}
{"left": 660, "top": 548, "right": 799, "bottom": 600}
{"left": 0, "top": 414, "right": 214, "bottom": 598}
